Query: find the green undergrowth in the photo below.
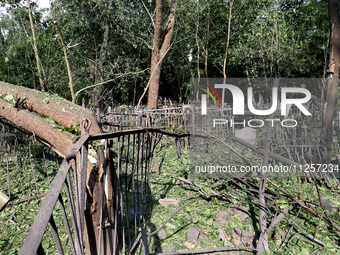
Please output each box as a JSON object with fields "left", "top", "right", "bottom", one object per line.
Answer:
{"left": 143, "top": 141, "right": 340, "bottom": 254}
{"left": 1, "top": 137, "right": 340, "bottom": 254}
{"left": 145, "top": 143, "right": 254, "bottom": 254}
{"left": 0, "top": 141, "right": 61, "bottom": 255}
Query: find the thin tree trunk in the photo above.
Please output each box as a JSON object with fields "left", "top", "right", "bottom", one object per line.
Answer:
{"left": 204, "top": 2, "right": 210, "bottom": 79}
{"left": 26, "top": 0, "right": 46, "bottom": 92}
{"left": 323, "top": 0, "right": 340, "bottom": 150}
{"left": 0, "top": 29, "right": 5, "bottom": 57}
{"left": 222, "top": 0, "right": 234, "bottom": 105}
{"left": 93, "top": 3, "right": 111, "bottom": 117}
{"left": 133, "top": 44, "right": 143, "bottom": 105}
{"left": 54, "top": 22, "right": 75, "bottom": 103}
{"left": 195, "top": 0, "right": 200, "bottom": 103}
{"left": 147, "top": 0, "right": 177, "bottom": 109}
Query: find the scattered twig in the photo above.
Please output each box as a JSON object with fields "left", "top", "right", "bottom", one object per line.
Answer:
{"left": 147, "top": 200, "right": 193, "bottom": 236}
{"left": 151, "top": 246, "right": 256, "bottom": 255}
{"left": 6, "top": 193, "right": 47, "bottom": 207}
{"left": 283, "top": 216, "right": 326, "bottom": 247}
{"left": 177, "top": 177, "right": 226, "bottom": 200}
{"left": 311, "top": 246, "right": 340, "bottom": 254}
{"left": 267, "top": 178, "right": 340, "bottom": 232}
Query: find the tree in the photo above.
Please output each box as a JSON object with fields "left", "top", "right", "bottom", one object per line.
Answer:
{"left": 0, "top": 82, "right": 100, "bottom": 156}
{"left": 0, "top": 82, "right": 104, "bottom": 253}
{"left": 26, "top": 0, "right": 45, "bottom": 91}
{"left": 146, "top": 0, "right": 177, "bottom": 109}
{"left": 54, "top": 21, "right": 75, "bottom": 103}
{"left": 323, "top": 0, "right": 340, "bottom": 147}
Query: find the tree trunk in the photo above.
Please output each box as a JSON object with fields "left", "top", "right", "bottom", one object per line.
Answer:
{"left": 0, "top": 98, "right": 74, "bottom": 156}
{"left": 92, "top": 3, "right": 111, "bottom": 118}
{"left": 0, "top": 82, "right": 106, "bottom": 253}
{"left": 0, "top": 29, "right": 5, "bottom": 57}
{"left": 0, "top": 82, "right": 101, "bottom": 134}
{"left": 147, "top": 0, "right": 177, "bottom": 109}
{"left": 54, "top": 22, "right": 75, "bottom": 103}
{"left": 26, "top": 0, "right": 46, "bottom": 92}
{"left": 323, "top": 0, "right": 340, "bottom": 147}
{"left": 222, "top": 0, "right": 234, "bottom": 105}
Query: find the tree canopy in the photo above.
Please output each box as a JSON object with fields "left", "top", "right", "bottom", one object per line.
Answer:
{"left": 0, "top": 0, "right": 331, "bottom": 107}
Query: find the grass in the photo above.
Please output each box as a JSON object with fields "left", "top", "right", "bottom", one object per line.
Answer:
{"left": 0, "top": 153, "right": 60, "bottom": 254}
{"left": 0, "top": 134, "right": 340, "bottom": 255}
{"left": 145, "top": 142, "right": 256, "bottom": 254}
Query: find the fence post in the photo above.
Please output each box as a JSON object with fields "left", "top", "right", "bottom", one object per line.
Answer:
{"left": 146, "top": 110, "right": 160, "bottom": 174}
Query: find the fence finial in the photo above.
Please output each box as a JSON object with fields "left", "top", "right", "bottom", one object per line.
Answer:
{"left": 81, "top": 118, "right": 92, "bottom": 135}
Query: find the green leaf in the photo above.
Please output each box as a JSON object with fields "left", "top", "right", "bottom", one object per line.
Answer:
{"left": 1, "top": 93, "right": 15, "bottom": 104}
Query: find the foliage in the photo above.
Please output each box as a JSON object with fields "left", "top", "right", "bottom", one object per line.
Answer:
{"left": 0, "top": 136, "right": 61, "bottom": 254}
{"left": 148, "top": 141, "right": 340, "bottom": 254}
{"left": 0, "top": 0, "right": 331, "bottom": 107}
{"left": 0, "top": 1, "right": 339, "bottom": 254}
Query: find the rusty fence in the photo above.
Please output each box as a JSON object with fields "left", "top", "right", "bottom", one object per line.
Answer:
{"left": 19, "top": 119, "right": 189, "bottom": 255}
{"left": 100, "top": 107, "right": 187, "bottom": 133}
{"left": 16, "top": 105, "right": 340, "bottom": 254}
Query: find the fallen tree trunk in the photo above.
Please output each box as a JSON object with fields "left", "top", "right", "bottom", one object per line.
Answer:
{"left": 0, "top": 82, "right": 104, "bottom": 253}
{"left": 0, "top": 98, "right": 75, "bottom": 156}
{"left": 0, "top": 82, "right": 101, "bottom": 137}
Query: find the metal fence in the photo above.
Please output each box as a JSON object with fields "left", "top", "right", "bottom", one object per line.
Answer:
{"left": 99, "top": 106, "right": 187, "bottom": 133}
{"left": 19, "top": 119, "right": 189, "bottom": 255}
{"left": 16, "top": 104, "right": 340, "bottom": 254}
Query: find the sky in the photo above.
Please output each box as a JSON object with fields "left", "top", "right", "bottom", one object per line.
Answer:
{"left": 35, "top": 0, "right": 51, "bottom": 9}
{"left": 0, "top": 0, "right": 51, "bottom": 14}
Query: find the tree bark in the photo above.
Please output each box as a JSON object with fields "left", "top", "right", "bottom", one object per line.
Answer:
{"left": 0, "top": 29, "right": 5, "bottom": 57}
{"left": 54, "top": 22, "right": 76, "bottom": 103}
{"left": 0, "top": 82, "right": 105, "bottom": 253}
{"left": 147, "top": 0, "right": 177, "bottom": 109}
{"left": 323, "top": 0, "right": 340, "bottom": 147}
{"left": 26, "top": 0, "right": 46, "bottom": 92}
{"left": 0, "top": 98, "right": 74, "bottom": 156}
{"left": 222, "top": 0, "right": 234, "bottom": 105}
{"left": 91, "top": 3, "right": 111, "bottom": 119}
{"left": 0, "top": 82, "right": 101, "bottom": 134}
{"left": 0, "top": 83, "right": 101, "bottom": 155}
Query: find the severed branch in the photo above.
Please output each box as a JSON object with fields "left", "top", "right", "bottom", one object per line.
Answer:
{"left": 151, "top": 246, "right": 257, "bottom": 254}
{"left": 6, "top": 193, "right": 47, "bottom": 207}
{"left": 282, "top": 215, "right": 326, "bottom": 247}
{"left": 75, "top": 68, "right": 150, "bottom": 99}
{"left": 311, "top": 246, "right": 340, "bottom": 254}
{"left": 267, "top": 178, "right": 340, "bottom": 232}
{"left": 177, "top": 177, "right": 229, "bottom": 200}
